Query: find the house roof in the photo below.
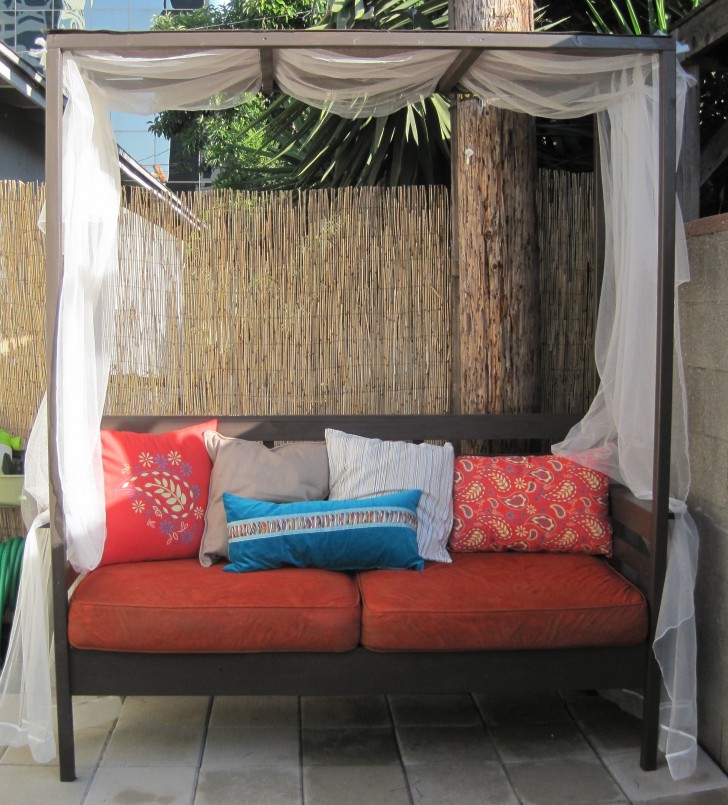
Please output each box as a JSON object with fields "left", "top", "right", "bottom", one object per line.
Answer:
{"left": 0, "top": 39, "right": 188, "bottom": 215}
{"left": 0, "top": 41, "right": 45, "bottom": 124}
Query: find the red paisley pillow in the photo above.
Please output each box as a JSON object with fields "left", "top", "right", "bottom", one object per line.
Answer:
{"left": 99, "top": 420, "right": 217, "bottom": 566}
{"left": 449, "top": 455, "right": 612, "bottom": 555}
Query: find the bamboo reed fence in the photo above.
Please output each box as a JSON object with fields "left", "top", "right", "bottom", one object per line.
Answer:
{"left": 537, "top": 170, "right": 598, "bottom": 414}
{"left": 0, "top": 182, "right": 46, "bottom": 539}
{"left": 107, "top": 185, "right": 452, "bottom": 417}
{"left": 0, "top": 176, "right": 595, "bottom": 538}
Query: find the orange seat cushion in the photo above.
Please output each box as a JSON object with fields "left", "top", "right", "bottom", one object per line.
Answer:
{"left": 357, "top": 553, "right": 648, "bottom": 652}
{"left": 68, "top": 559, "right": 360, "bottom": 653}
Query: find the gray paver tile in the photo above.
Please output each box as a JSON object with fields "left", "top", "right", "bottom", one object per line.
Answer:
{"left": 407, "top": 760, "right": 519, "bottom": 805}
{"left": 474, "top": 691, "right": 572, "bottom": 726}
{"left": 640, "top": 789, "right": 728, "bottom": 804}
{"left": 71, "top": 696, "right": 122, "bottom": 730}
{"left": 0, "top": 763, "right": 92, "bottom": 805}
{"left": 303, "top": 727, "right": 400, "bottom": 767}
{"left": 85, "top": 765, "right": 198, "bottom": 804}
{"left": 101, "top": 722, "right": 205, "bottom": 767}
{"left": 397, "top": 725, "right": 498, "bottom": 766}
{"left": 491, "top": 722, "right": 597, "bottom": 763}
{"left": 389, "top": 694, "right": 482, "bottom": 727}
{"left": 507, "top": 757, "right": 626, "bottom": 804}
{"left": 209, "top": 696, "right": 299, "bottom": 729}
{"left": 578, "top": 711, "right": 644, "bottom": 756}
{"left": 195, "top": 766, "right": 302, "bottom": 805}
{"left": 117, "top": 696, "right": 210, "bottom": 727}
{"left": 202, "top": 726, "right": 300, "bottom": 770}
{"left": 564, "top": 690, "right": 636, "bottom": 724}
{"left": 303, "top": 764, "right": 409, "bottom": 805}
{"left": 5, "top": 687, "right": 728, "bottom": 805}
{"left": 302, "top": 695, "right": 390, "bottom": 728}
{"left": 602, "top": 747, "right": 728, "bottom": 803}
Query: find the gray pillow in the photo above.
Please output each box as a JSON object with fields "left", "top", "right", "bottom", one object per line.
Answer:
{"left": 199, "top": 432, "right": 330, "bottom": 566}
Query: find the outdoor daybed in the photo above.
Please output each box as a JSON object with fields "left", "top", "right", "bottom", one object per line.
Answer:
{"left": 0, "top": 26, "right": 698, "bottom": 786}
{"left": 56, "top": 413, "right": 657, "bottom": 785}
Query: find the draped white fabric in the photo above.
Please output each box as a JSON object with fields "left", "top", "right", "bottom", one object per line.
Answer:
{"left": 0, "top": 41, "right": 697, "bottom": 778}
{"left": 0, "top": 399, "right": 54, "bottom": 762}
{"left": 71, "top": 49, "right": 262, "bottom": 113}
{"left": 274, "top": 48, "right": 459, "bottom": 117}
{"left": 463, "top": 50, "right": 697, "bottom": 779}
{"left": 70, "top": 47, "right": 461, "bottom": 118}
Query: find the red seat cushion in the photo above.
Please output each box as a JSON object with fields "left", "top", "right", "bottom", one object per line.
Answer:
{"left": 69, "top": 559, "right": 360, "bottom": 653}
{"left": 357, "top": 553, "right": 647, "bottom": 652}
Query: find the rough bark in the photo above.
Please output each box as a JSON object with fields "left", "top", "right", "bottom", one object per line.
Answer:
{"left": 452, "top": 0, "right": 540, "bottom": 422}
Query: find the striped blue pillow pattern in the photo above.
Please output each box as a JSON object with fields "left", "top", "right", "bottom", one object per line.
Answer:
{"left": 223, "top": 489, "right": 424, "bottom": 573}
{"left": 325, "top": 429, "right": 454, "bottom": 563}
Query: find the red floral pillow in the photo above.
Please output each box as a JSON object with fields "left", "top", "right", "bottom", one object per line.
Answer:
{"left": 449, "top": 455, "right": 612, "bottom": 555}
{"left": 99, "top": 420, "right": 217, "bottom": 566}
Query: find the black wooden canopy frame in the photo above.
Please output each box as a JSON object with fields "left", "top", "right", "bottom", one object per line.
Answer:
{"left": 43, "top": 29, "right": 678, "bottom": 782}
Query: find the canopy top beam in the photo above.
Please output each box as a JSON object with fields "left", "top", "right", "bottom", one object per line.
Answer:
{"left": 45, "top": 28, "right": 675, "bottom": 57}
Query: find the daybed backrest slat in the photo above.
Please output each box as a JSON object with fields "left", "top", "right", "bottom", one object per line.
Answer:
{"left": 100, "top": 413, "right": 581, "bottom": 446}
{"left": 609, "top": 486, "right": 654, "bottom": 541}
{"left": 611, "top": 539, "right": 651, "bottom": 592}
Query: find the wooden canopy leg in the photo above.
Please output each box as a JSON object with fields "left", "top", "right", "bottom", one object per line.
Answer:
{"left": 56, "top": 686, "right": 76, "bottom": 782}
{"left": 640, "top": 650, "right": 662, "bottom": 770}
{"left": 51, "top": 533, "right": 76, "bottom": 781}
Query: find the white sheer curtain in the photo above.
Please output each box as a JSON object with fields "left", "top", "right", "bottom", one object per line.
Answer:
{"left": 274, "top": 48, "right": 459, "bottom": 117}
{"left": 0, "top": 43, "right": 696, "bottom": 779}
{"left": 0, "top": 399, "right": 54, "bottom": 762}
{"left": 461, "top": 49, "right": 697, "bottom": 779}
{"left": 71, "top": 49, "right": 262, "bottom": 113}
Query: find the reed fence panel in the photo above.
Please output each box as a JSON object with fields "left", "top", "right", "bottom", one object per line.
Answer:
{"left": 537, "top": 169, "right": 598, "bottom": 414}
{"left": 0, "top": 182, "right": 46, "bottom": 538}
{"left": 0, "top": 175, "right": 595, "bottom": 538}
{"left": 107, "top": 185, "right": 452, "bottom": 417}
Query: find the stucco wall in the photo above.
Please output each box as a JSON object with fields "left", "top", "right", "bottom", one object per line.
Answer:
{"left": 680, "top": 215, "right": 728, "bottom": 772}
{"left": 0, "top": 104, "right": 44, "bottom": 182}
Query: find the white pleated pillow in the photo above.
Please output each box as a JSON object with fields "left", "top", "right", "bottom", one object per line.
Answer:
{"left": 325, "top": 428, "right": 454, "bottom": 563}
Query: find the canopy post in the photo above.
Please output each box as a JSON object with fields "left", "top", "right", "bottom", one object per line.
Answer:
{"left": 45, "top": 45, "right": 76, "bottom": 783}
{"left": 641, "top": 45, "right": 677, "bottom": 773}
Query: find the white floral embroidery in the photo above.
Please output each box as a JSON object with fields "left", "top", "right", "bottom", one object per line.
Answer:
{"left": 194, "top": 506, "right": 205, "bottom": 520}
{"left": 146, "top": 519, "right": 157, "bottom": 528}
{"left": 167, "top": 450, "right": 182, "bottom": 466}
{"left": 139, "top": 452, "right": 154, "bottom": 468}
{"left": 122, "top": 463, "right": 132, "bottom": 475}
{"left": 131, "top": 500, "right": 145, "bottom": 514}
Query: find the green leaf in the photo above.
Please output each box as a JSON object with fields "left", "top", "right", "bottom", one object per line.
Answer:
{"left": 623, "top": 0, "right": 642, "bottom": 34}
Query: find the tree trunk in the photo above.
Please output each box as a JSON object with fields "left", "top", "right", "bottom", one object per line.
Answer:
{"left": 452, "top": 0, "right": 540, "bottom": 434}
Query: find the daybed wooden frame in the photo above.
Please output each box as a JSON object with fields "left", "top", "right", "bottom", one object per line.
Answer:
{"left": 52, "top": 413, "right": 660, "bottom": 782}
{"left": 44, "top": 30, "right": 679, "bottom": 784}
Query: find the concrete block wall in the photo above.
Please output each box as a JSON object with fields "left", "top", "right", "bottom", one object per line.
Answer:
{"left": 680, "top": 216, "right": 728, "bottom": 771}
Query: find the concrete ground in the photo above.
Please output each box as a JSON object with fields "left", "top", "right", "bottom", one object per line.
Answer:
{"left": 1, "top": 691, "right": 727, "bottom": 804}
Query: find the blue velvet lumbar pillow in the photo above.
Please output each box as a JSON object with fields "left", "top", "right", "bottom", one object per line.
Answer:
{"left": 223, "top": 489, "right": 425, "bottom": 573}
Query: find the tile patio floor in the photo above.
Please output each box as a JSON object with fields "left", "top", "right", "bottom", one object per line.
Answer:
{"left": 1, "top": 691, "right": 727, "bottom": 804}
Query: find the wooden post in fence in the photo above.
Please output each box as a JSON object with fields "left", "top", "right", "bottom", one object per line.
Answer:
{"left": 451, "top": 0, "right": 540, "bottom": 434}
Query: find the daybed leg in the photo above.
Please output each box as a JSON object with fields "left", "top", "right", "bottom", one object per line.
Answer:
{"left": 56, "top": 685, "right": 76, "bottom": 782}
{"left": 50, "top": 533, "right": 76, "bottom": 781}
{"left": 640, "top": 652, "right": 661, "bottom": 771}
